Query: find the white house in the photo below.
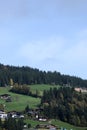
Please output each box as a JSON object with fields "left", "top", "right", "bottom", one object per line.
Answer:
{"left": 0, "top": 111, "right": 7, "bottom": 119}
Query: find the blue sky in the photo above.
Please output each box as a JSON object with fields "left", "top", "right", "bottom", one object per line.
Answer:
{"left": 0, "top": 0, "right": 87, "bottom": 79}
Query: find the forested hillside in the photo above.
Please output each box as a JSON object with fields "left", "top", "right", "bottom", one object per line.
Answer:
{"left": 0, "top": 63, "right": 87, "bottom": 87}
{"left": 41, "top": 87, "right": 87, "bottom": 126}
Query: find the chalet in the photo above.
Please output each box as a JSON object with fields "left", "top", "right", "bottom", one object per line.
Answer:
{"left": 0, "top": 111, "right": 7, "bottom": 119}
{"left": 0, "top": 94, "right": 11, "bottom": 100}
{"left": 19, "top": 115, "right": 24, "bottom": 118}
{"left": 38, "top": 117, "right": 47, "bottom": 122}
{"left": 7, "top": 111, "right": 24, "bottom": 118}
{"left": 75, "top": 87, "right": 87, "bottom": 93}
{"left": 36, "top": 124, "right": 57, "bottom": 130}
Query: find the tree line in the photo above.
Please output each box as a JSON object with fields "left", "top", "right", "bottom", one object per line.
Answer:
{"left": 0, "top": 117, "right": 24, "bottom": 130}
{"left": 10, "top": 84, "right": 41, "bottom": 98}
{"left": 0, "top": 63, "right": 87, "bottom": 87}
{"left": 41, "top": 87, "right": 87, "bottom": 126}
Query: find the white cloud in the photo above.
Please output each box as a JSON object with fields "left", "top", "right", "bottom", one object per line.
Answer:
{"left": 19, "top": 36, "right": 87, "bottom": 65}
{"left": 18, "top": 33, "right": 87, "bottom": 79}
{"left": 64, "top": 42, "right": 87, "bottom": 62}
{"left": 19, "top": 37, "right": 66, "bottom": 62}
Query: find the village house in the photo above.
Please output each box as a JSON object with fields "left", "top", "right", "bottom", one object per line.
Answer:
{"left": 0, "top": 94, "right": 11, "bottom": 100}
{"left": 75, "top": 87, "right": 87, "bottom": 92}
{"left": 0, "top": 94, "right": 12, "bottom": 102}
{"left": 0, "top": 110, "right": 7, "bottom": 119}
{"left": 7, "top": 111, "right": 24, "bottom": 119}
{"left": 36, "top": 124, "right": 57, "bottom": 130}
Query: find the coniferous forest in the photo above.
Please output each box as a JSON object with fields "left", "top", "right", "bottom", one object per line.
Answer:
{"left": 0, "top": 63, "right": 87, "bottom": 87}
{"left": 41, "top": 87, "right": 87, "bottom": 126}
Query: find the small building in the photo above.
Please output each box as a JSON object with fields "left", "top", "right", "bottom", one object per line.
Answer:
{"left": 39, "top": 118, "right": 47, "bottom": 122}
{"left": 19, "top": 115, "right": 24, "bottom": 118}
{"left": 0, "top": 94, "right": 11, "bottom": 100}
{"left": 36, "top": 124, "right": 57, "bottom": 130}
{"left": 0, "top": 111, "right": 7, "bottom": 119}
{"left": 75, "top": 87, "right": 87, "bottom": 93}
{"left": 12, "top": 114, "right": 18, "bottom": 118}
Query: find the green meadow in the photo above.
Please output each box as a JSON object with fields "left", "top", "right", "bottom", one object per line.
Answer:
{"left": 0, "top": 86, "right": 40, "bottom": 111}
{"left": 0, "top": 84, "right": 60, "bottom": 111}
{"left": 30, "top": 84, "right": 60, "bottom": 91}
{"left": 0, "top": 84, "right": 59, "bottom": 111}
{"left": 29, "top": 84, "right": 60, "bottom": 96}
{"left": 25, "top": 119, "right": 87, "bottom": 130}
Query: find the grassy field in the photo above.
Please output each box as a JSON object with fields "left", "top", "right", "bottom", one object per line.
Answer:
{"left": 29, "top": 84, "right": 60, "bottom": 96}
{"left": 25, "top": 119, "right": 87, "bottom": 130}
{"left": 29, "top": 84, "right": 60, "bottom": 91}
{"left": 0, "top": 84, "right": 86, "bottom": 111}
{"left": 0, "top": 84, "right": 60, "bottom": 111}
{"left": 0, "top": 87, "right": 40, "bottom": 111}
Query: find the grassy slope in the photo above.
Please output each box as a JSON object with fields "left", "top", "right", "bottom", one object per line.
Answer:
{"left": 0, "top": 87, "right": 40, "bottom": 111}
{"left": 0, "top": 84, "right": 59, "bottom": 111}
{"left": 52, "top": 119, "right": 87, "bottom": 130}
{"left": 29, "top": 84, "right": 60, "bottom": 96}
{"left": 25, "top": 119, "right": 87, "bottom": 130}
{"left": 30, "top": 84, "right": 60, "bottom": 91}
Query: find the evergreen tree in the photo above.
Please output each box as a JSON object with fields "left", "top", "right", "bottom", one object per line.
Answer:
{"left": 25, "top": 105, "right": 30, "bottom": 113}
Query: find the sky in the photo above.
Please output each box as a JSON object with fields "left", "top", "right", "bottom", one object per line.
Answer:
{"left": 0, "top": 0, "right": 87, "bottom": 79}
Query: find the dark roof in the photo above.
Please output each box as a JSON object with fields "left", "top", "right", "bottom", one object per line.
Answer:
{"left": 0, "top": 94, "right": 11, "bottom": 97}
